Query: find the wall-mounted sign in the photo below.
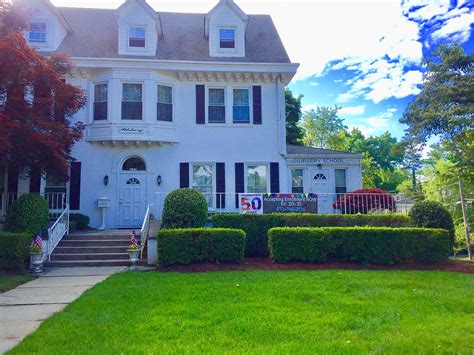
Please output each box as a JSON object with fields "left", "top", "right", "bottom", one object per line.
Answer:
{"left": 119, "top": 127, "right": 145, "bottom": 134}
{"left": 239, "top": 193, "right": 318, "bottom": 214}
{"left": 287, "top": 158, "right": 345, "bottom": 165}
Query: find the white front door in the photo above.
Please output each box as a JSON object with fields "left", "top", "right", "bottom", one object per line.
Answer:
{"left": 309, "top": 169, "right": 333, "bottom": 214}
{"left": 119, "top": 175, "right": 146, "bottom": 228}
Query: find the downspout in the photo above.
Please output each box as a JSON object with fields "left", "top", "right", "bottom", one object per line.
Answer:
{"left": 276, "top": 75, "right": 286, "bottom": 156}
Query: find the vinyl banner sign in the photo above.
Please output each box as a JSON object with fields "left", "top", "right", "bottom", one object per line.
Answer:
{"left": 239, "top": 193, "right": 317, "bottom": 214}
{"left": 263, "top": 193, "right": 317, "bottom": 213}
{"left": 239, "top": 194, "right": 264, "bottom": 214}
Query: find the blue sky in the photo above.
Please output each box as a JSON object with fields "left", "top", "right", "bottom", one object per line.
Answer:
{"left": 53, "top": 0, "right": 474, "bottom": 139}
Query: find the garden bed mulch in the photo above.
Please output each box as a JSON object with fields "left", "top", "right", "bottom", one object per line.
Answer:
{"left": 157, "top": 258, "right": 474, "bottom": 274}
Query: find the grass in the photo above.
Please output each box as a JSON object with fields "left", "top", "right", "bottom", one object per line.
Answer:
{"left": 11, "top": 270, "right": 474, "bottom": 354}
{"left": 0, "top": 272, "right": 35, "bottom": 293}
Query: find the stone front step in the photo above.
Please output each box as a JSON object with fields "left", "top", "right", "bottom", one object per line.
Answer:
{"left": 45, "top": 259, "right": 134, "bottom": 267}
{"left": 63, "top": 234, "right": 131, "bottom": 241}
{"left": 50, "top": 253, "right": 130, "bottom": 261}
{"left": 54, "top": 246, "right": 130, "bottom": 254}
{"left": 59, "top": 239, "right": 131, "bottom": 247}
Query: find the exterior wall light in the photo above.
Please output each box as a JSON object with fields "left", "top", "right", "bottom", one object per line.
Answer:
{"left": 157, "top": 175, "right": 162, "bottom": 186}
{"left": 317, "top": 164, "right": 322, "bottom": 169}
{"left": 103, "top": 175, "right": 109, "bottom": 186}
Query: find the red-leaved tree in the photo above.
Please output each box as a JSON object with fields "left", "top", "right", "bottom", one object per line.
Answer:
{"left": 0, "top": 1, "right": 86, "bottom": 180}
{"left": 332, "top": 188, "right": 397, "bottom": 214}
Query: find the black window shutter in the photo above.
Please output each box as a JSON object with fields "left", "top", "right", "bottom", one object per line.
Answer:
{"left": 235, "top": 163, "right": 244, "bottom": 208}
{"left": 253, "top": 86, "right": 262, "bottom": 125}
{"left": 270, "top": 162, "right": 280, "bottom": 193}
{"left": 7, "top": 169, "right": 18, "bottom": 194}
{"left": 180, "top": 163, "right": 189, "bottom": 188}
{"left": 29, "top": 170, "right": 41, "bottom": 193}
{"left": 196, "top": 85, "right": 205, "bottom": 125}
{"left": 70, "top": 162, "right": 81, "bottom": 210}
{"left": 216, "top": 163, "right": 225, "bottom": 209}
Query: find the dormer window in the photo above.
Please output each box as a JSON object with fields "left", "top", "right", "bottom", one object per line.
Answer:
{"left": 28, "top": 22, "right": 47, "bottom": 43}
{"left": 129, "top": 27, "right": 146, "bottom": 48}
{"left": 219, "top": 28, "right": 235, "bottom": 49}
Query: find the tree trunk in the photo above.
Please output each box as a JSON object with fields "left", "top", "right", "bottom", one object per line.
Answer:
{"left": 458, "top": 173, "right": 472, "bottom": 260}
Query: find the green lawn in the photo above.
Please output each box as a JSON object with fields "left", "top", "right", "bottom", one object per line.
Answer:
{"left": 11, "top": 270, "right": 474, "bottom": 354}
{"left": 0, "top": 273, "right": 35, "bottom": 293}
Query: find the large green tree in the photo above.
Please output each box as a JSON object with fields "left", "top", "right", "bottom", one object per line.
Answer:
{"left": 401, "top": 44, "right": 473, "bottom": 173}
{"left": 302, "top": 106, "right": 346, "bottom": 148}
{"left": 285, "top": 89, "right": 304, "bottom": 145}
{"left": 401, "top": 44, "right": 473, "bottom": 258}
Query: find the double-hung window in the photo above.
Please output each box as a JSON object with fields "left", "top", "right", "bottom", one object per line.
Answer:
{"left": 157, "top": 85, "right": 172, "bottom": 122}
{"left": 122, "top": 83, "right": 142, "bottom": 120}
{"left": 219, "top": 28, "right": 235, "bottom": 49}
{"left": 247, "top": 165, "right": 267, "bottom": 193}
{"left": 29, "top": 22, "right": 46, "bottom": 43}
{"left": 335, "top": 169, "right": 347, "bottom": 194}
{"left": 291, "top": 169, "right": 304, "bottom": 193}
{"left": 93, "top": 83, "right": 107, "bottom": 121}
{"left": 233, "top": 88, "right": 250, "bottom": 123}
{"left": 129, "top": 27, "right": 146, "bottom": 48}
{"left": 208, "top": 88, "right": 225, "bottom": 123}
{"left": 192, "top": 164, "right": 213, "bottom": 208}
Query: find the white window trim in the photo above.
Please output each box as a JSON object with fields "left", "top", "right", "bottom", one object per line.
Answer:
{"left": 127, "top": 25, "right": 147, "bottom": 51}
{"left": 334, "top": 168, "right": 348, "bottom": 193}
{"left": 245, "top": 163, "right": 270, "bottom": 193}
{"left": 92, "top": 82, "right": 109, "bottom": 122}
{"left": 157, "top": 83, "right": 174, "bottom": 123}
{"left": 218, "top": 26, "right": 237, "bottom": 53}
{"left": 190, "top": 162, "right": 216, "bottom": 209}
{"left": 232, "top": 86, "right": 252, "bottom": 124}
{"left": 28, "top": 20, "right": 48, "bottom": 46}
{"left": 290, "top": 168, "right": 305, "bottom": 193}
{"left": 121, "top": 81, "right": 144, "bottom": 121}
{"left": 206, "top": 86, "right": 227, "bottom": 124}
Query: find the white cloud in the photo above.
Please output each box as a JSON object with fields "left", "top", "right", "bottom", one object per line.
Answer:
{"left": 431, "top": 10, "right": 474, "bottom": 42}
{"left": 339, "top": 105, "right": 365, "bottom": 115}
{"left": 309, "top": 82, "right": 319, "bottom": 86}
{"left": 347, "top": 108, "right": 400, "bottom": 136}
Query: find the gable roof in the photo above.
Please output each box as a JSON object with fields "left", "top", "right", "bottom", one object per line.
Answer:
{"left": 286, "top": 144, "right": 363, "bottom": 158}
{"left": 48, "top": 7, "right": 291, "bottom": 63}
{"left": 115, "top": 0, "right": 163, "bottom": 37}
{"left": 205, "top": 0, "right": 249, "bottom": 38}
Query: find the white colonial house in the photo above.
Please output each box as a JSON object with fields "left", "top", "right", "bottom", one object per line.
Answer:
{"left": 2, "top": 0, "right": 362, "bottom": 230}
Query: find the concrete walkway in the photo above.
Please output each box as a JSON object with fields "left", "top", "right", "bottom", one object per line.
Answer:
{"left": 0, "top": 267, "right": 126, "bottom": 353}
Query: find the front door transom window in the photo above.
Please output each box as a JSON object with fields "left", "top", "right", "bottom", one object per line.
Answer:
{"left": 314, "top": 173, "right": 327, "bottom": 181}
{"left": 126, "top": 177, "right": 141, "bottom": 185}
{"left": 122, "top": 157, "right": 146, "bottom": 171}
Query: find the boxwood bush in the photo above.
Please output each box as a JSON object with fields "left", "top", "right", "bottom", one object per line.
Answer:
{"left": 161, "top": 189, "right": 208, "bottom": 229}
{"left": 5, "top": 193, "right": 49, "bottom": 233}
{"left": 409, "top": 201, "right": 455, "bottom": 244}
{"left": 69, "top": 213, "right": 90, "bottom": 230}
{"left": 157, "top": 228, "right": 246, "bottom": 266}
{"left": 268, "top": 227, "right": 451, "bottom": 264}
{"left": 211, "top": 213, "right": 412, "bottom": 256}
{"left": 0, "top": 232, "right": 32, "bottom": 270}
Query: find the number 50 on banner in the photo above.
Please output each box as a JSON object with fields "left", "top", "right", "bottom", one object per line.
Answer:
{"left": 239, "top": 194, "right": 263, "bottom": 214}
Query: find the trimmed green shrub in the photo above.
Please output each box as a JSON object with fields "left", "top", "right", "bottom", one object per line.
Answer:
{"left": 157, "top": 228, "right": 246, "bottom": 266}
{"left": 5, "top": 193, "right": 49, "bottom": 233}
{"left": 211, "top": 213, "right": 412, "bottom": 256}
{"left": 268, "top": 227, "right": 451, "bottom": 265}
{"left": 69, "top": 213, "right": 89, "bottom": 230}
{"left": 409, "top": 201, "right": 455, "bottom": 244}
{"left": 0, "top": 232, "right": 32, "bottom": 270}
{"left": 161, "top": 189, "right": 208, "bottom": 229}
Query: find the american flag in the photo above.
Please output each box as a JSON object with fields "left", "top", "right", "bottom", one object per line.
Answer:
{"left": 33, "top": 234, "right": 43, "bottom": 250}
{"left": 130, "top": 230, "right": 138, "bottom": 247}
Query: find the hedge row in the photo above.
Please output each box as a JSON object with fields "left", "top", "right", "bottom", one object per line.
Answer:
{"left": 211, "top": 214, "right": 412, "bottom": 256}
{"left": 0, "top": 233, "right": 32, "bottom": 270}
{"left": 268, "top": 227, "right": 451, "bottom": 265}
{"left": 157, "top": 228, "right": 246, "bottom": 266}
